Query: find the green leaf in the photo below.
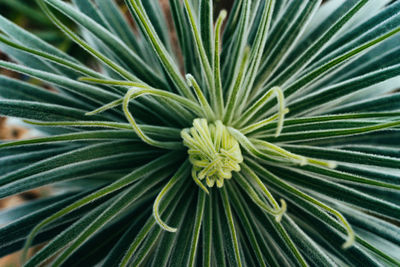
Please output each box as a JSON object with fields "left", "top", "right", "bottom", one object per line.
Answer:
{"left": 315, "top": 35, "right": 400, "bottom": 90}
{"left": 246, "top": 194, "right": 307, "bottom": 266}
{"left": 0, "top": 41, "right": 64, "bottom": 76}
{"left": 201, "top": 191, "right": 213, "bottom": 267}
{"left": 311, "top": 1, "right": 400, "bottom": 70}
{"left": 220, "top": 188, "right": 243, "bottom": 266}
{"left": 338, "top": 144, "right": 400, "bottom": 158}
{"left": 169, "top": 0, "right": 197, "bottom": 75}
{"left": 119, "top": 181, "right": 192, "bottom": 266}
{"left": 227, "top": 183, "right": 268, "bottom": 266}
{"left": 0, "top": 146, "right": 72, "bottom": 175}
{"left": 290, "top": 213, "right": 383, "bottom": 266}
{"left": 21, "top": 152, "right": 182, "bottom": 260}
{"left": 188, "top": 191, "right": 206, "bottom": 267}
{"left": 141, "top": 0, "right": 172, "bottom": 53}
{"left": 100, "top": 207, "right": 151, "bottom": 267}
{"left": 267, "top": 164, "right": 400, "bottom": 222}
{"left": 337, "top": 204, "right": 400, "bottom": 247}
{"left": 221, "top": 0, "right": 250, "bottom": 93}
{"left": 247, "top": 111, "right": 400, "bottom": 135}
{"left": 283, "top": 144, "right": 400, "bottom": 169}
{"left": 50, "top": 167, "right": 173, "bottom": 266}
{"left": 24, "top": 197, "right": 112, "bottom": 266}
{"left": 283, "top": 25, "right": 400, "bottom": 102}
{"left": 282, "top": 0, "right": 360, "bottom": 72}
{"left": 0, "top": 33, "right": 114, "bottom": 85}
{"left": 71, "top": 0, "right": 107, "bottom": 27}
{"left": 262, "top": 120, "right": 400, "bottom": 143}
{"left": 43, "top": 0, "right": 166, "bottom": 87}
{"left": 94, "top": 0, "right": 142, "bottom": 53}
{"left": 261, "top": 0, "right": 369, "bottom": 91}
{"left": 0, "top": 13, "right": 77, "bottom": 62}
{"left": 124, "top": 0, "right": 194, "bottom": 100}
{"left": 0, "top": 60, "right": 119, "bottom": 105}
{"left": 0, "top": 193, "right": 74, "bottom": 225}
{"left": 149, "top": 195, "right": 191, "bottom": 267}
{"left": 0, "top": 141, "right": 155, "bottom": 186}
{"left": 0, "top": 151, "right": 154, "bottom": 199}
{"left": 59, "top": 205, "right": 149, "bottom": 267}
{"left": 239, "top": 0, "right": 275, "bottom": 111}
{"left": 0, "top": 99, "right": 104, "bottom": 121}
{"left": 200, "top": 0, "right": 213, "bottom": 63}
{"left": 0, "top": 75, "right": 86, "bottom": 109}
{"left": 330, "top": 92, "right": 400, "bottom": 113}
{"left": 0, "top": 130, "right": 136, "bottom": 149}
{"left": 255, "top": 1, "right": 321, "bottom": 87}
{"left": 0, "top": 190, "right": 95, "bottom": 256}
{"left": 183, "top": 0, "right": 214, "bottom": 96}
{"left": 282, "top": 216, "right": 336, "bottom": 266}
{"left": 212, "top": 193, "right": 227, "bottom": 267}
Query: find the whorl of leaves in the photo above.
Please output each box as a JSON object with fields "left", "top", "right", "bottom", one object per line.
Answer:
{"left": 0, "top": 0, "right": 400, "bottom": 266}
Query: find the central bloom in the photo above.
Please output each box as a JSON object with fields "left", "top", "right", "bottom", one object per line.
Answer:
{"left": 181, "top": 118, "right": 243, "bottom": 189}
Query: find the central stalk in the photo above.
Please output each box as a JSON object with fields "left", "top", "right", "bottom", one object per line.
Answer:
{"left": 181, "top": 119, "right": 243, "bottom": 189}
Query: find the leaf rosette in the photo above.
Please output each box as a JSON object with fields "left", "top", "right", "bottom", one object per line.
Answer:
{"left": 0, "top": 0, "right": 399, "bottom": 266}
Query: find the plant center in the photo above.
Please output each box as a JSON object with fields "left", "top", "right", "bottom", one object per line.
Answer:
{"left": 181, "top": 118, "right": 243, "bottom": 189}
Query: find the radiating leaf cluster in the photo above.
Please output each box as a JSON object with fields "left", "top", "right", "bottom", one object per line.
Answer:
{"left": 0, "top": 0, "right": 400, "bottom": 266}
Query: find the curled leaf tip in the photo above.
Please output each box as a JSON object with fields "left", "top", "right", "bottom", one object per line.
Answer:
{"left": 328, "top": 161, "right": 338, "bottom": 169}
{"left": 185, "top": 74, "right": 194, "bottom": 88}
{"left": 342, "top": 234, "right": 355, "bottom": 249}
{"left": 340, "top": 216, "right": 355, "bottom": 249}
{"left": 192, "top": 169, "right": 210, "bottom": 194}
{"left": 153, "top": 185, "right": 178, "bottom": 233}
{"left": 275, "top": 199, "right": 287, "bottom": 223}
{"left": 219, "top": 10, "right": 228, "bottom": 20}
{"left": 299, "top": 157, "right": 308, "bottom": 166}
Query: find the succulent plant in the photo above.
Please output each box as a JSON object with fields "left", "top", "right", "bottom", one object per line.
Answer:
{"left": 1, "top": 0, "right": 400, "bottom": 266}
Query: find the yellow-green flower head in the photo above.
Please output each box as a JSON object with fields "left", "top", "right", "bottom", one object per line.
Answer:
{"left": 181, "top": 119, "right": 243, "bottom": 189}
